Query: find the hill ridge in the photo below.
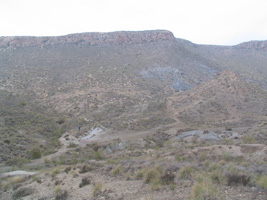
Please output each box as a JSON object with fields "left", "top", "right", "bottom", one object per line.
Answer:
{"left": 0, "top": 30, "right": 175, "bottom": 48}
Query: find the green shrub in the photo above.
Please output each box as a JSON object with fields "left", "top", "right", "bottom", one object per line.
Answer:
{"left": 20, "top": 102, "right": 26, "bottom": 106}
{"left": 4, "top": 139, "right": 10, "bottom": 144}
{"left": 30, "top": 148, "right": 41, "bottom": 159}
{"left": 135, "top": 170, "right": 144, "bottom": 180}
{"left": 256, "top": 175, "right": 267, "bottom": 189}
{"left": 56, "top": 118, "right": 65, "bottom": 124}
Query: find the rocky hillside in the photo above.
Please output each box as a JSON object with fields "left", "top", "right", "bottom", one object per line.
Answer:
{"left": 169, "top": 71, "right": 267, "bottom": 127}
{"left": 0, "top": 30, "right": 267, "bottom": 164}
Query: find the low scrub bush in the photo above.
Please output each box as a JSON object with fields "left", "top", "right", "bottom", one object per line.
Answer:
{"left": 79, "top": 165, "right": 91, "bottom": 174}
{"left": 141, "top": 166, "right": 163, "bottom": 190}
{"left": 30, "top": 148, "right": 41, "bottom": 159}
{"left": 160, "top": 170, "right": 175, "bottom": 185}
{"left": 225, "top": 172, "right": 250, "bottom": 186}
{"left": 12, "top": 187, "right": 33, "bottom": 200}
{"left": 79, "top": 176, "right": 91, "bottom": 188}
{"left": 55, "top": 190, "right": 68, "bottom": 200}
{"left": 142, "top": 166, "right": 173, "bottom": 190}
{"left": 144, "top": 167, "right": 161, "bottom": 184}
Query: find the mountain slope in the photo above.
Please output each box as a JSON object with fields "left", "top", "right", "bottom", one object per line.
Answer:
{"left": 169, "top": 71, "right": 267, "bottom": 127}
{"left": 0, "top": 30, "right": 267, "bottom": 163}
{"left": 179, "top": 39, "right": 267, "bottom": 89}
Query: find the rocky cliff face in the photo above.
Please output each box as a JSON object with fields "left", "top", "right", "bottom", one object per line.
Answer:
{"left": 0, "top": 30, "right": 175, "bottom": 48}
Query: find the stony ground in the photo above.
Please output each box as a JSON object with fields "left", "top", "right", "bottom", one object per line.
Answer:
{"left": 1, "top": 123, "right": 267, "bottom": 200}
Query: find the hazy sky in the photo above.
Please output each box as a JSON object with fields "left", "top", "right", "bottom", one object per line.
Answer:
{"left": 1, "top": 0, "right": 267, "bottom": 45}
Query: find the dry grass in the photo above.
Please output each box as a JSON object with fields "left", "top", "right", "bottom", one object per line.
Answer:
{"left": 256, "top": 175, "right": 267, "bottom": 189}
{"left": 178, "top": 166, "right": 194, "bottom": 179}
{"left": 111, "top": 165, "right": 123, "bottom": 176}
{"left": 92, "top": 182, "right": 103, "bottom": 197}
{"left": 189, "top": 179, "right": 225, "bottom": 200}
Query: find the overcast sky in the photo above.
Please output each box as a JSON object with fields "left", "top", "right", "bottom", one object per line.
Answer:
{"left": 1, "top": 0, "right": 267, "bottom": 45}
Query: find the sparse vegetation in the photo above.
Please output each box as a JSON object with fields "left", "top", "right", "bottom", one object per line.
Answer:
{"left": 160, "top": 170, "right": 175, "bottom": 185}
{"left": 222, "top": 152, "right": 233, "bottom": 162}
{"left": 55, "top": 189, "right": 68, "bottom": 200}
{"left": 51, "top": 168, "right": 60, "bottom": 178}
{"left": 225, "top": 172, "right": 250, "bottom": 186}
{"left": 111, "top": 165, "right": 123, "bottom": 176}
{"left": 135, "top": 169, "right": 145, "bottom": 180}
{"left": 92, "top": 182, "right": 103, "bottom": 197}
{"left": 79, "top": 164, "right": 91, "bottom": 174}
{"left": 179, "top": 166, "right": 194, "bottom": 179}
{"left": 144, "top": 168, "right": 161, "bottom": 184}
{"left": 90, "top": 149, "right": 104, "bottom": 160}
{"left": 210, "top": 169, "right": 224, "bottom": 184}
{"left": 242, "top": 134, "right": 257, "bottom": 144}
{"left": 256, "top": 175, "right": 267, "bottom": 189}
{"left": 12, "top": 187, "right": 33, "bottom": 200}
{"left": 68, "top": 143, "right": 78, "bottom": 148}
